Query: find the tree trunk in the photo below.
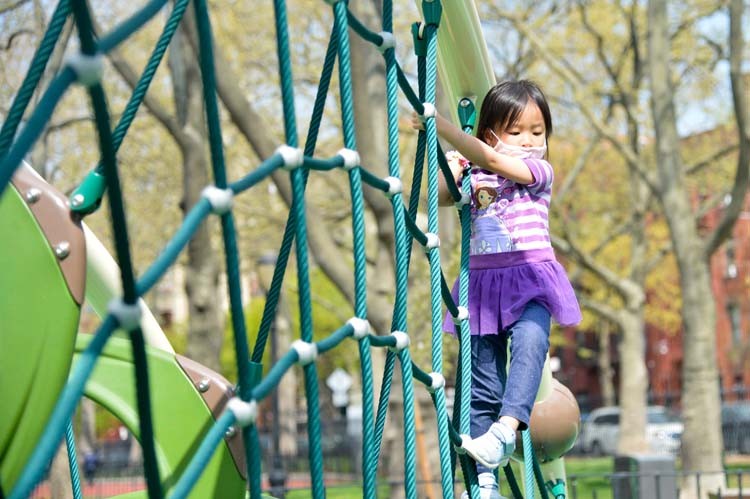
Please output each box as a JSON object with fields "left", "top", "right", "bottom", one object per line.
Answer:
{"left": 617, "top": 312, "right": 649, "bottom": 454}
{"left": 168, "top": 14, "right": 224, "bottom": 372}
{"left": 648, "top": 0, "right": 724, "bottom": 495}
{"left": 618, "top": 171, "right": 650, "bottom": 455}
{"left": 597, "top": 322, "right": 616, "bottom": 408}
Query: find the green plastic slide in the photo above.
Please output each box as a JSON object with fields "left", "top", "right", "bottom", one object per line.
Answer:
{"left": 0, "top": 174, "right": 81, "bottom": 492}
{"left": 75, "top": 334, "right": 245, "bottom": 498}
{"left": 0, "top": 165, "right": 245, "bottom": 497}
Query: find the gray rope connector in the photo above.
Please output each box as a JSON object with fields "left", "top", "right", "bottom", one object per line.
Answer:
{"left": 423, "top": 232, "right": 440, "bottom": 253}
{"left": 291, "top": 339, "right": 318, "bottom": 365}
{"left": 108, "top": 298, "right": 142, "bottom": 331}
{"left": 384, "top": 176, "right": 403, "bottom": 198}
{"left": 451, "top": 306, "right": 470, "bottom": 325}
{"left": 337, "top": 148, "right": 360, "bottom": 170}
{"left": 276, "top": 145, "right": 304, "bottom": 171}
{"left": 420, "top": 102, "right": 437, "bottom": 121}
{"left": 388, "top": 331, "right": 410, "bottom": 352}
{"left": 455, "top": 192, "right": 471, "bottom": 208}
{"left": 201, "top": 186, "right": 234, "bottom": 215}
{"left": 66, "top": 51, "right": 104, "bottom": 87}
{"left": 347, "top": 317, "right": 371, "bottom": 340}
{"left": 427, "top": 372, "right": 445, "bottom": 393}
{"left": 455, "top": 435, "right": 470, "bottom": 454}
{"left": 377, "top": 32, "right": 396, "bottom": 53}
{"left": 226, "top": 397, "right": 258, "bottom": 427}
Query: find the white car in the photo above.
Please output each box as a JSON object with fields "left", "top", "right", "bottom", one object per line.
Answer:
{"left": 580, "top": 406, "right": 683, "bottom": 456}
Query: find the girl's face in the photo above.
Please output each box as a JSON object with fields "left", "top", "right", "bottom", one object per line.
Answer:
{"left": 492, "top": 102, "right": 546, "bottom": 149}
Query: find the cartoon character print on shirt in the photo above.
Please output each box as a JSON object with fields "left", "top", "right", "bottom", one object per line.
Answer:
{"left": 470, "top": 178, "right": 514, "bottom": 255}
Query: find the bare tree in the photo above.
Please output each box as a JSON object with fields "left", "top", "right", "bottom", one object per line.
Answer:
{"left": 647, "top": 0, "right": 748, "bottom": 495}
{"left": 100, "top": 7, "right": 225, "bottom": 371}
{"left": 167, "top": 11, "right": 224, "bottom": 372}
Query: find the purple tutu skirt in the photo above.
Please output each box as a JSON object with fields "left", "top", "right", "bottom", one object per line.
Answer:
{"left": 443, "top": 248, "right": 581, "bottom": 335}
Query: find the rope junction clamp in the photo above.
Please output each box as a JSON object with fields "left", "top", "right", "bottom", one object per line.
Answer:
{"left": 388, "top": 331, "right": 410, "bottom": 352}
{"left": 201, "top": 186, "right": 234, "bottom": 215}
{"left": 427, "top": 372, "right": 445, "bottom": 393}
{"left": 376, "top": 31, "right": 396, "bottom": 53}
{"left": 226, "top": 397, "right": 258, "bottom": 427}
{"left": 451, "top": 306, "right": 469, "bottom": 325}
{"left": 384, "top": 176, "right": 403, "bottom": 198}
{"left": 423, "top": 232, "right": 440, "bottom": 253}
{"left": 276, "top": 145, "right": 304, "bottom": 171}
{"left": 108, "top": 299, "right": 142, "bottom": 331}
{"left": 454, "top": 192, "right": 471, "bottom": 209}
{"left": 420, "top": 102, "right": 437, "bottom": 121}
{"left": 291, "top": 339, "right": 318, "bottom": 365}
{"left": 65, "top": 51, "right": 104, "bottom": 87}
{"left": 455, "top": 434, "right": 471, "bottom": 454}
{"left": 337, "top": 148, "right": 360, "bottom": 170}
{"left": 347, "top": 317, "right": 371, "bottom": 340}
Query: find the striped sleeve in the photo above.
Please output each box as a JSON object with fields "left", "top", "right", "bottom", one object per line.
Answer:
{"left": 524, "top": 159, "right": 554, "bottom": 193}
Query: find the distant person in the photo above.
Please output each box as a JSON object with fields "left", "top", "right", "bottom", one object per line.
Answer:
{"left": 412, "top": 80, "right": 581, "bottom": 498}
{"left": 83, "top": 451, "right": 98, "bottom": 485}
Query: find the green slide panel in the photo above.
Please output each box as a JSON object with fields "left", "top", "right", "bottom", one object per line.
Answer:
{"left": 416, "top": 0, "right": 495, "bottom": 127}
{"left": 0, "top": 184, "right": 80, "bottom": 491}
{"left": 75, "top": 334, "right": 245, "bottom": 498}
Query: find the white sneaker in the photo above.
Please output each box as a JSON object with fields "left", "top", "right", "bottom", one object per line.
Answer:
{"left": 461, "top": 421, "right": 516, "bottom": 469}
{"left": 460, "top": 472, "right": 507, "bottom": 499}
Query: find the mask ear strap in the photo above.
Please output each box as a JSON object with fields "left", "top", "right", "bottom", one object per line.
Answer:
{"left": 487, "top": 129, "right": 500, "bottom": 147}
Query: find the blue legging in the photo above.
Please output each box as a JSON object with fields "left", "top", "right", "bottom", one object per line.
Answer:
{"left": 469, "top": 301, "right": 550, "bottom": 474}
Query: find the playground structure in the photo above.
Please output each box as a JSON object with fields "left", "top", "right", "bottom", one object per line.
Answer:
{"left": 0, "top": 1, "right": 581, "bottom": 498}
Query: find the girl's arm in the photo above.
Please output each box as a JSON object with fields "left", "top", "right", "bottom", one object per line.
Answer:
{"left": 434, "top": 114, "right": 534, "bottom": 185}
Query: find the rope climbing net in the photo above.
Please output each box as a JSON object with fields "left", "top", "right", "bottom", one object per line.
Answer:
{"left": 1, "top": 1, "right": 551, "bottom": 498}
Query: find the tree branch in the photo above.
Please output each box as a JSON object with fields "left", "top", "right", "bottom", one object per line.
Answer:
{"left": 578, "top": 294, "right": 624, "bottom": 325}
{"left": 556, "top": 133, "right": 599, "bottom": 203}
{"left": 685, "top": 143, "right": 738, "bottom": 175}
{"left": 503, "top": 13, "right": 660, "bottom": 195}
{"left": 0, "top": 0, "right": 29, "bottom": 15}
{"left": 705, "top": 0, "right": 750, "bottom": 256}
{"left": 552, "top": 232, "right": 642, "bottom": 302}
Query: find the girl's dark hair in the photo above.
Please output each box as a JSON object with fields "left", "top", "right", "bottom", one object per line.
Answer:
{"left": 476, "top": 80, "right": 553, "bottom": 145}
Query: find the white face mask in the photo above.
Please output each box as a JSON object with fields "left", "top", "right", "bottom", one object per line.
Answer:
{"left": 489, "top": 130, "right": 547, "bottom": 160}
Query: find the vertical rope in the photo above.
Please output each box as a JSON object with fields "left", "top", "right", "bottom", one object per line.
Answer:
{"left": 422, "top": 15, "right": 455, "bottom": 496}
{"left": 271, "top": 1, "right": 325, "bottom": 497}
{"left": 330, "top": 2, "right": 377, "bottom": 496}
{"left": 191, "top": 0, "right": 264, "bottom": 493}
{"left": 523, "top": 430, "right": 536, "bottom": 499}
{"left": 68, "top": 1, "right": 163, "bottom": 496}
{"left": 64, "top": 421, "right": 82, "bottom": 499}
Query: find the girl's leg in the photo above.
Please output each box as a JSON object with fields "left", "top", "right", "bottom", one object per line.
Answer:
{"left": 500, "top": 301, "right": 551, "bottom": 430}
{"left": 462, "top": 301, "right": 550, "bottom": 470}
{"left": 469, "top": 334, "right": 507, "bottom": 475}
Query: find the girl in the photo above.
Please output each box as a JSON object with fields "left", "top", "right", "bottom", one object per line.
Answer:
{"left": 414, "top": 80, "right": 581, "bottom": 498}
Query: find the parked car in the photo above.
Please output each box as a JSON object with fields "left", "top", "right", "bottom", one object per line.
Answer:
{"left": 580, "top": 406, "right": 683, "bottom": 456}
{"left": 721, "top": 401, "right": 750, "bottom": 454}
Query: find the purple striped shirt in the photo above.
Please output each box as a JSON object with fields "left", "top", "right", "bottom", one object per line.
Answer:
{"left": 450, "top": 152, "right": 554, "bottom": 255}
